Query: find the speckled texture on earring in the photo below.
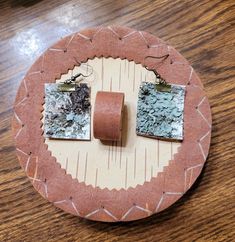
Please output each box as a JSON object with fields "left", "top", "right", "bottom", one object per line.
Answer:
{"left": 44, "top": 83, "right": 91, "bottom": 140}
{"left": 136, "top": 82, "right": 186, "bottom": 141}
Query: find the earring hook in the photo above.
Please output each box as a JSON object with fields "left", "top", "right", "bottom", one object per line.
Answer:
{"left": 57, "top": 63, "right": 94, "bottom": 91}
{"left": 64, "top": 63, "right": 94, "bottom": 84}
{"left": 144, "top": 54, "right": 169, "bottom": 79}
{"left": 144, "top": 54, "right": 171, "bottom": 92}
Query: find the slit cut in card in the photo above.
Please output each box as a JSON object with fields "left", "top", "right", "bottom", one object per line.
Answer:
{"left": 44, "top": 83, "right": 91, "bottom": 140}
{"left": 136, "top": 82, "right": 186, "bottom": 141}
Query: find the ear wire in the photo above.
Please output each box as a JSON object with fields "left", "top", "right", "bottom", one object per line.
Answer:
{"left": 144, "top": 54, "right": 171, "bottom": 92}
{"left": 63, "top": 63, "right": 94, "bottom": 84}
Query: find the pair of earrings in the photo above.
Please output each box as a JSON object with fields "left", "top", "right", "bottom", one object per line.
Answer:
{"left": 44, "top": 56, "right": 186, "bottom": 142}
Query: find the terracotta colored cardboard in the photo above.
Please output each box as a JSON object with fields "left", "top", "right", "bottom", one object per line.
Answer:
{"left": 93, "top": 91, "right": 124, "bottom": 141}
{"left": 12, "top": 26, "right": 212, "bottom": 222}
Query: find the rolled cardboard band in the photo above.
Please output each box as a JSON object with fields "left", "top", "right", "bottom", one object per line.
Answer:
{"left": 93, "top": 91, "right": 124, "bottom": 141}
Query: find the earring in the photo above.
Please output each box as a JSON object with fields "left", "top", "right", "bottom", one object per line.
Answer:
{"left": 58, "top": 64, "right": 93, "bottom": 92}
{"left": 136, "top": 55, "right": 186, "bottom": 141}
{"left": 44, "top": 64, "right": 93, "bottom": 140}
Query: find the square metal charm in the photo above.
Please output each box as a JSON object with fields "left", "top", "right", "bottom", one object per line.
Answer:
{"left": 44, "top": 83, "right": 91, "bottom": 140}
{"left": 136, "top": 82, "right": 186, "bottom": 141}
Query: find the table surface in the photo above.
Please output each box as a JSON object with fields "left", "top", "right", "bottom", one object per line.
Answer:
{"left": 0, "top": 0, "right": 234, "bottom": 241}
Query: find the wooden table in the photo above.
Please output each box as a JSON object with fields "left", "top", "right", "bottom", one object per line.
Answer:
{"left": 0, "top": 0, "right": 234, "bottom": 241}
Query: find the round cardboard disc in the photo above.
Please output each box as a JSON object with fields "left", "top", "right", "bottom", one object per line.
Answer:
{"left": 12, "top": 26, "right": 212, "bottom": 222}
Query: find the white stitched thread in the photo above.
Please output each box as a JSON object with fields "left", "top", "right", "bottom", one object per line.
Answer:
{"left": 16, "top": 148, "right": 28, "bottom": 156}
{"left": 155, "top": 192, "right": 183, "bottom": 212}
{"left": 188, "top": 66, "right": 193, "bottom": 84}
{"left": 29, "top": 177, "right": 41, "bottom": 182}
{"left": 14, "top": 112, "right": 23, "bottom": 125}
{"left": 23, "top": 78, "right": 29, "bottom": 95}
{"left": 15, "top": 97, "right": 27, "bottom": 107}
{"left": 122, "top": 31, "right": 136, "bottom": 39}
{"left": 199, "top": 129, "right": 210, "bottom": 141}
{"left": 92, "top": 26, "right": 103, "bottom": 39}
{"left": 198, "top": 142, "right": 206, "bottom": 160}
{"left": 49, "top": 48, "right": 64, "bottom": 52}
{"left": 54, "top": 200, "right": 67, "bottom": 204}
{"left": 197, "top": 96, "right": 206, "bottom": 108}
{"left": 28, "top": 176, "right": 48, "bottom": 198}
{"left": 44, "top": 182, "right": 48, "bottom": 198}
{"left": 15, "top": 127, "right": 22, "bottom": 140}
{"left": 103, "top": 208, "right": 118, "bottom": 221}
{"left": 65, "top": 34, "right": 75, "bottom": 49}
{"left": 32, "top": 156, "right": 39, "bottom": 184}
{"left": 85, "top": 208, "right": 100, "bottom": 218}
{"left": 197, "top": 109, "right": 211, "bottom": 128}
{"left": 192, "top": 84, "right": 203, "bottom": 90}
{"left": 71, "top": 201, "right": 79, "bottom": 215}
{"left": 186, "top": 163, "right": 203, "bottom": 171}
{"left": 28, "top": 71, "right": 41, "bottom": 76}
{"left": 148, "top": 43, "right": 167, "bottom": 48}
{"left": 189, "top": 169, "right": 193, "bottom": 188}
{"left": 25, "top": 156, "right": 31, "bottom": 172}
{"left": 135, "top": 205, "right": 152, "bottom": 214}
{"left": 155, "top": 195, "right": 164, "bottom": 212}
{"left": 40, "top": 54, "right": 45, "bottom": 72}
{"left": 77, "top": 32, "right": 90, "bottom": 40}
{"left": 121, "top": 206, "right": 135, "bottom": 220}
{"left": 184, "top": 163, "right": 203, "bottom": 191}
{"left": 138, "top": 31, "right": 148, "bottom": 46}
{"left": 107, "top": 26, "right": 120, "bottom": 38}
{"left": 165, "top": 192, "right": 183, "bottom": 195}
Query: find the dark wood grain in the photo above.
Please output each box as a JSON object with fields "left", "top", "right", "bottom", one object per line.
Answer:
{"left": 0, "top": 0, "right": 234, "bottom": 241}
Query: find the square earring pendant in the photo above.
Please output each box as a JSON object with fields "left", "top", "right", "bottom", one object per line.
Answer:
{"left": 44, "top": 83, "right": 91, "bottom": 140}
{"left": 136, "top": 82, "right": 186, "bottom": 141}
